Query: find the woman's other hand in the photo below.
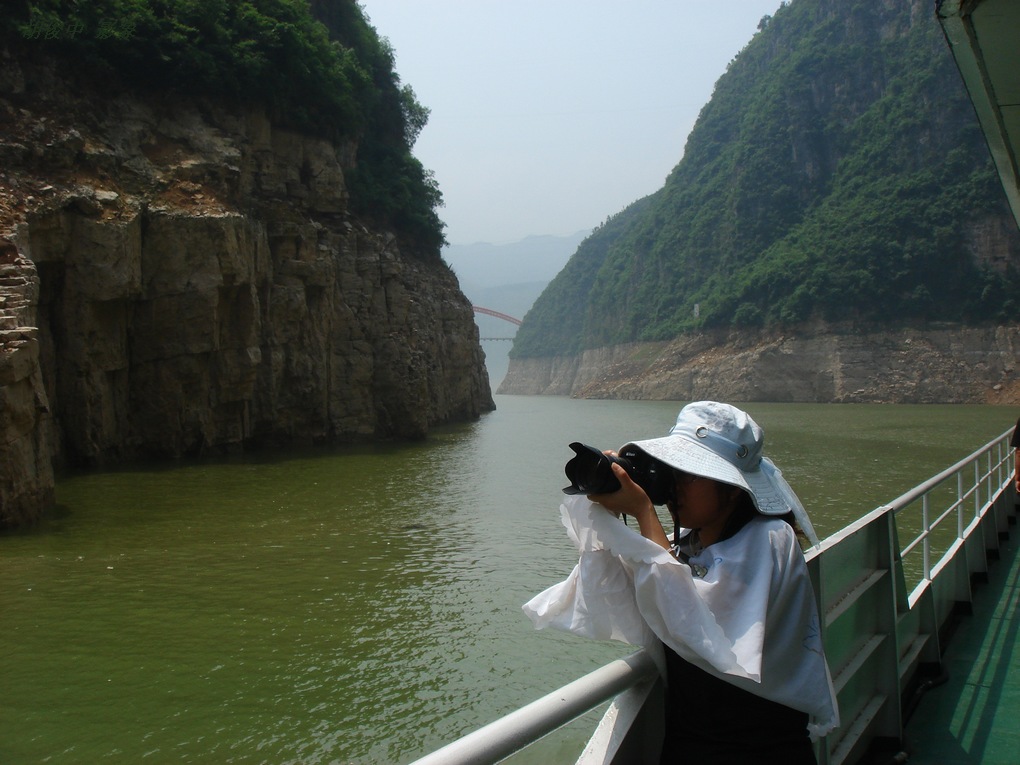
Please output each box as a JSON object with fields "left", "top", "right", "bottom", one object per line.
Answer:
{"left": 589, "top": 463, "right": 672, "bottom": 551}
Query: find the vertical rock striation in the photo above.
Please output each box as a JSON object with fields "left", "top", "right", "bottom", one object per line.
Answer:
{"left": 0, "top": 238, "right": 53, "bottom": 525}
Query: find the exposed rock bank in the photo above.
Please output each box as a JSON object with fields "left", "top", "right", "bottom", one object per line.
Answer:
{"left": 0, "top": 60, "right": 493, "bottom": 527}
{"left": 499, "top": 325, "right": 1020, "bottom": 405}
{"left": 0, "top": 241, "right": 52, "bottom": 526}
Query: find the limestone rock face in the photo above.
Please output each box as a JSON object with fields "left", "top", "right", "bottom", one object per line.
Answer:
{"left": 0, "top": 61, "right": 493, "bottom": 526}
{"left": 499, "top": 325, "right": 1020, "bottom": 405}
{"left": 0, "top": 240, "right": 53, "bottom": 526}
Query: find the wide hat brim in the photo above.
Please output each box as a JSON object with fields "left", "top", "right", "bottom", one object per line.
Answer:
{"left": 624, "top": 433, "right": 803, "bottom": 517}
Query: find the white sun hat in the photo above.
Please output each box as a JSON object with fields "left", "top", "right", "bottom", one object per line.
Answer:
{"left": 624, "top": 401, "right": 819, "bottom": 546}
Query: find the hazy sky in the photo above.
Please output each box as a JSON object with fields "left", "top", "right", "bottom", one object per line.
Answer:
{"left": 358, "top": 1, "right": 783, "bottom": 245}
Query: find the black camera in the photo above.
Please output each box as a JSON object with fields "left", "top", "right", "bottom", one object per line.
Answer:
{"left": 562, "top": 442, "right": 674, "bottom": 505}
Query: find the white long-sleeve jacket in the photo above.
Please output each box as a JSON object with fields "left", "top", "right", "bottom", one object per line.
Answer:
{"left": 523, "top": 495, "right": 839, "bottom": 739}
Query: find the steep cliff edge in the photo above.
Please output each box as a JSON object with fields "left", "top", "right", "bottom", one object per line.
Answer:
{"left": 0, "top": 239, "right": 52, "bottom": 525}
{"left": 0, "top": 59, "right": 493, "bottom": 526}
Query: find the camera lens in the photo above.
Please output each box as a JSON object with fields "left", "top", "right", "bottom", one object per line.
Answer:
{"left": 562, "top": 442, "right": 628, "bottom": 495}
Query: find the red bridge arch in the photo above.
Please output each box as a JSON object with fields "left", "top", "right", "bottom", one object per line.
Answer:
{"left": 472, "top": 306, "right": 522, "bottom": 326}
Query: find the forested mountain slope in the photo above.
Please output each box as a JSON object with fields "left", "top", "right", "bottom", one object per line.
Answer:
{"left": 511, "top": 0, "right": 1020, "bottom": 360}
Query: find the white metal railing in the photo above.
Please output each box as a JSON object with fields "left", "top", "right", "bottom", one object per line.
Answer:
{"left": 407, "top": 429, "right": 1017, "bottom": 765}
{"left": 801, "top": 427, "right": 1015, "bottom": 765}
{"left": 885, "top": 428, "right": 1013, "bottom": 604}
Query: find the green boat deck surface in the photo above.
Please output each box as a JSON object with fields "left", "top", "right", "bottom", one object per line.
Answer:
{"left": 900, "top": 518, "right": 1020, "bottom": 764}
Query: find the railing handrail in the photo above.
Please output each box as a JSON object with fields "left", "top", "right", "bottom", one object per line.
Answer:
{"left": 882, "top": 427, "right": 1013, "bottom": 589}
{"left": 883, "top": 428, "right": 1011, "bottom": 513}
{"left": 406, "top": 650, "right": 658, "bottom": 765}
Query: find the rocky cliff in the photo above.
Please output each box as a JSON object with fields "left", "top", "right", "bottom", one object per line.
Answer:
{"left": 0, "top": 239, "right": 52, "bottom": 526}
{"left": 498, "top": 324, "right": 1020, "bottom": 405}
{"left": 0, "top": 59, "right": 493, "bottom": 527}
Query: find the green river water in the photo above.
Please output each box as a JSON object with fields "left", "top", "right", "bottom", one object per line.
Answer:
{"left": 1, "top": 396, "right": 1015, "bottom": 764}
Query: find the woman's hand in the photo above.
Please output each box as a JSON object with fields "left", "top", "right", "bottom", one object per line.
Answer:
{"left": 589, "top": 462, "right": 672, "bottom": 552}
{"left": 588, "top": 462, "right": 655, "bottom": 519}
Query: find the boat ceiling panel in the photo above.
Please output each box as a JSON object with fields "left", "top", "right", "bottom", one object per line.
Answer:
{"left": 938, "top": 0, "right": 1020, "bottom": 230}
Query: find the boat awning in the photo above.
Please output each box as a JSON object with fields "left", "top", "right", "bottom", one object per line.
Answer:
{"left": 937, "top": 0, "right": 1020, "bottom": 230}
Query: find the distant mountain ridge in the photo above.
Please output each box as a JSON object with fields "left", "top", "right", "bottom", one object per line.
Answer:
{"left": 443, "top": 231, "right": 589, "bottom": 293}
{"left": 509, "top": 0, "right": 1020, "bottom": 361}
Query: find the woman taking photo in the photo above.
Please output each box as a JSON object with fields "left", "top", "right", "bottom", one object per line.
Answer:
{"left": 524, "top": 401, "right": 839, "bottom": 763}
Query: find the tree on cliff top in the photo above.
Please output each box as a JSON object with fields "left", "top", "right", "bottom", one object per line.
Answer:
{"left": 1, "top": 0, "right": 446, "bottom": 253}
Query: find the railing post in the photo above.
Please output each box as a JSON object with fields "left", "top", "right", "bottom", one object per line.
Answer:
{"left": 922, "top": 494, "right": 931, "bottom": 580}
{"left": 974, "top": 460, "right": 981, "bottom": 521}
{"left": 983, "top": 452, "right": 991, "bottom": 512}
{"left": 958, "top": 471, "right": 965, "bottom": 540}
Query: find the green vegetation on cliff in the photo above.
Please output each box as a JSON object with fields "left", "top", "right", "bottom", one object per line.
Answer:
{"left": 511, "top": 0, "right": 1020, "bottom": 359}
{"left": 1, "top": 0, "right": 445, "bottom": 252}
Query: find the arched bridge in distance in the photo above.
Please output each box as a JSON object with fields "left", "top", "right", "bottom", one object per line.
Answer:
{"left": 472, "top": 306, "right": 521, "bottom": 341}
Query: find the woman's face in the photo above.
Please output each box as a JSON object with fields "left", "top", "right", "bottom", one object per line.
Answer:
{"left": 667, "top": 471, "right": 739, "bottom": 544}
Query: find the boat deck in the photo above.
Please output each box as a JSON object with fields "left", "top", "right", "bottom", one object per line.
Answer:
{"left": 899, "top": 516, "right": 1020, "bottom": 764}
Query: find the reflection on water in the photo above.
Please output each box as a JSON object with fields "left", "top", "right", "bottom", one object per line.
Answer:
{"left": 1, "top": 397, "right": 1014, "bottom": 763}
